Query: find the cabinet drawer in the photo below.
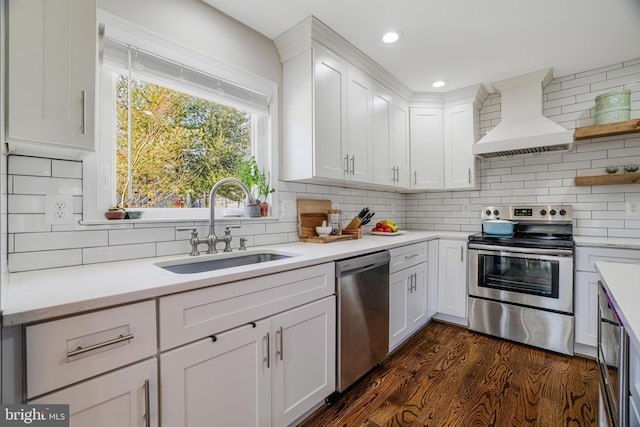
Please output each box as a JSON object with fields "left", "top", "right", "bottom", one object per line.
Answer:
{"left": 575, "top": 246, "right": 640, "bottom": 272}
{"left": 159, "top": 262, "right": 335, "bottom": 350}
{"left": 389, "top": 242, "right": 428, "bottom": 274}
{"left": 26, "top": 300, "right": 156, "bottom": 399}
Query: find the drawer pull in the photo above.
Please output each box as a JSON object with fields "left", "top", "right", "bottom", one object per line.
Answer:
{"left": 143, "top": 379, "right": 151, "bottom": 427}
{"left": 209, "top": 335, "right": 217, "bottom": 342}
{"left": 404, "top": 253, "right": 419, "bottom": 259}
{"left": 67, "top": 333, "right": 134, "bottom": 358}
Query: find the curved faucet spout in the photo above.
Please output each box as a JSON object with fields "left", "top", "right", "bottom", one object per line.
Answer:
{"left": 208, "top": 177, "right": 256, "bottom": 244}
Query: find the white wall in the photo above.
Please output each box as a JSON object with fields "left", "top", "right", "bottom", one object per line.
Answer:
{"left": 97, "top": 0, "right": 282, "bottom": 86}
{"left": 407, "top": 58, "right": 640, "bottom": 237}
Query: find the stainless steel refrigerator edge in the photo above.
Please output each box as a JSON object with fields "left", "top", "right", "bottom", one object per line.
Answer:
{"left": 335, "top": 251, "right": 390, "bottom": 392}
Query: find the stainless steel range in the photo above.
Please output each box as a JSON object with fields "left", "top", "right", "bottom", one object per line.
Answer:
{"left": 468, "top": 205, "right": 575, "bottom": 355}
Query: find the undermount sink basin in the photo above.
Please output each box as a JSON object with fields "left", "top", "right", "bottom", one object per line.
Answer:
{"left": 156, "top": 251, "right": 298, "bottom": 274}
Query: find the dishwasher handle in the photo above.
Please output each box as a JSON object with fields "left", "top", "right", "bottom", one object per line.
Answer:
{"left": 335, "top": 251, "right": 390, "bottom": 277}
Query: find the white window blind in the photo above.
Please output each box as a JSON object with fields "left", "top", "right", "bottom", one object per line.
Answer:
{"left": 102, "top": 36, "right": 270, "bottom": 115}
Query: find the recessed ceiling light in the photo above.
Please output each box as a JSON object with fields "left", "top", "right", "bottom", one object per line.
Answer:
{"left": 382, "top": 31, "right": 400, "bottom": 44}
{"left": 432, "top": 80, "right": 447, "bottom": 88}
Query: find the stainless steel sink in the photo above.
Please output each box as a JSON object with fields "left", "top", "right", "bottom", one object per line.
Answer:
{"left": 156, "top": 251, "right": 298, "bottom": 274}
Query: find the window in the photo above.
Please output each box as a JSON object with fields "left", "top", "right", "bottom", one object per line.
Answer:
{"left": 86, "top": 14, "right": 278, "bottom": 221}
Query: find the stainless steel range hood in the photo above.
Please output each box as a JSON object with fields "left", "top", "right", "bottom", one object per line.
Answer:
{"left": 473, "top": 68, "right": 573, "bottom": 159}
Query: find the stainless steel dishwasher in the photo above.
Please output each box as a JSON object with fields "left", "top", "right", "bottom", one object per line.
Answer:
{"left": 336, "top": 250, "right": 390, "bottom": 392}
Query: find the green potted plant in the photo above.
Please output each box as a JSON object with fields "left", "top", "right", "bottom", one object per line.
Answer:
{"left": 257, "top": 169, "right": 275, "bottom": 217}
{"left": 236, "top": 157, "right": 262, "bottom": 217}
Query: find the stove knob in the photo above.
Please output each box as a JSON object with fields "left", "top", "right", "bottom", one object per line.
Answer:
{"left": 540, "top": 209, "right": 547, "bottom": 216}
{"left": 559, "top": 209, "right": 567, "bottom": 216}
{"left": 493, "top": 209, "right": 500, "bottom": 216}
{"left": 550, "top": 209, "right": 557, "bottom": 216}
{"left": 485, "top": 209, "right": 492, "bottom": 216}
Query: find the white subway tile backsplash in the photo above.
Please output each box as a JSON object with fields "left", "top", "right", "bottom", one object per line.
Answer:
{"left": 8, "top": 214, "right": 50, "bottom": 233}
{"left": 109, "top": 227, "right": 175, "bottom": 245}
{"left": 9, "top": 249, "right": 82, "bottom": 272}
{"left": 14, "top": 231, "right": 108, "bottom": 252}
{"left": 8, "top": 156, "right": 51, "bottom": 177}
{"left": 13, "top": 176, "right": 82, "bottom": 196}
{"left": 8, "top": 195, "right": 46, "bottom": 214}
{"left": 83, "top": 243, "right": 157, "bottom": 264}
{"left": 52, "top": 160, "right": 83, "bottom": 179}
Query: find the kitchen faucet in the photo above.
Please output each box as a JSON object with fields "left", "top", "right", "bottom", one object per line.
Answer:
{"left": 179, "top": 177, "right": 256, "bottom": 255}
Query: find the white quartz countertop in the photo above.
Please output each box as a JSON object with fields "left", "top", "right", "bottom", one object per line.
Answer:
{"left": 2, "top": 231, "right": 469, "bottom": 326}
{"left": 595, "top": 261, "right": 640, "bottom": 353}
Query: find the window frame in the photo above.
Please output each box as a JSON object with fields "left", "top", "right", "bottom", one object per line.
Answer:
{"left": 83, "top": 11, "right": 279, "bottom": 222}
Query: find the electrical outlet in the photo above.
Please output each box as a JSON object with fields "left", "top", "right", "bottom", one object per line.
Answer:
{"left": 46, "top": 195, "right": 75, "bottom": 224}
{"left": 626, "top": 201, "right": 640, "bottom": 218}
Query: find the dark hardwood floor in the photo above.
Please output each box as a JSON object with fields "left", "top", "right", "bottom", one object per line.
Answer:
{"left": 300, "top": 321, "right": 599, "bottom": 427}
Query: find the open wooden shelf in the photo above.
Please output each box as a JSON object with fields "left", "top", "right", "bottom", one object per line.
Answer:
{"left": 575, "top": 172, "right": 640, "bottom": 186}
{"left": 574, "top": 118, "right": 640, "bottom": 140}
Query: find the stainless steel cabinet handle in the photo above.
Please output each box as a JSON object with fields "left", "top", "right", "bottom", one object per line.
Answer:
{"left": 67, "top": 333, "right": 134, "bottom": 358}
{"left": 412, "top": 273, "right": 417, "bottom": 292}
{"left": 264, "top": 332, "right": 270, "bottom": 368}
{"left": 414, "top": 171, "right": 417, "bottom": 185}
{"left": 350, "top": 156, "right": 355, "bottom": 175}
{"left": 407, "top": 274, "right": 412, "bottom": 293}
{"left": 143, "top": 379, "right": 151, "bottom": 427}
{"left": 460, "top": 246, "right": 464, "bottom": 262}
{"left": 468, "top": 168, "right": 471, "bottom": 184}
{"left": 80, "top": 90, "right": 87, "bottom": 134}
{"left": 404, "top": 253, "right": 419, "bottom": 259}
{"left": 276, "top": 327, "right": 284, "bottom": 361}
{"left": 344, "top": 155, "right": 349, "bottom": 174}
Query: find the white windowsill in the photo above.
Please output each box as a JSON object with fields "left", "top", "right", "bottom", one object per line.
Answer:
{"left": 79, "top": 216, "right": 280, "bottom": 226}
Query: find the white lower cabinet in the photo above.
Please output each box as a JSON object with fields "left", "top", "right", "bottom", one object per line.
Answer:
{"left": 388, "top": 242, "right": 429, "bottom": 351}
{"left": 30, "top": 358, "right": 158, "bottom": 427}
{"left": 630, "top": 338, "right": 640, "bottom": 427}
{"left": 436, "top": 239, "right": 468, "bottom": 323}
{"left": 574, "top": 246, "right": 640, "bottom": 354}
{"left": 160, "top": 296, "right": 336, "bottom": 427}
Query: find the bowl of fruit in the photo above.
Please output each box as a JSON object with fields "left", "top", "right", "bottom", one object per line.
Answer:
{"left": 371, "top": 220, "right": 405, "bottom": 235}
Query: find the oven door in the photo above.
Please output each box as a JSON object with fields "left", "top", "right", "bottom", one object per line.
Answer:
{"left": 468, "top": 244, "right": 574, "bottom": 313}
{"left": 598, "top": 281, "right": 628, "bottom": 427}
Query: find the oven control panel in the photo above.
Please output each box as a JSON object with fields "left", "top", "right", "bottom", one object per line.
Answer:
{"left": 481, "top": 205, "right": 573, "bottom": 222}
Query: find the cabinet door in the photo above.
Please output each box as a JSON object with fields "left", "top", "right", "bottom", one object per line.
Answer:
{"left": 443, "top": 103, "right": 477, "bottom": 189}
{"left": 161, "top": 321, "right": 271, "bottom": 427}
{"left": 437, "top": 240, "right": 468, "bottom": 320}
{"left": 7, "top": 0, "right": 95, "bottom": 155}
{"left": 30, "top": 359, "right": 158, "bottom": 427}
{"left": 372, "top": 88, "right": 393, "bottom": 186}
{"left": 427, "top": 240, "right": 439, "bottom": 318}
{"left": 389, "top": 269, "right": 410, "bottom": 351}
{"left": 574, "top": 271, "right": 599, "bottom": 348}
{"left": 346, "top": 66, "right": 373, "bottom": 183}
{"left": 409, "top": 108, "right": 444, "bottom": 189}
{"left": 389, "top": 262, "right": 428, "bottom": 351}
{"left": 271, "top": 296, "right": 336, "bottom": 427}
{"left": 407, "top": 263, "right": 428, "bottom": 332}
{"left": 391, "top": 98, "right": 410, "bottom": 188}
{"left": 313, "top": 46, "right": 348, "bottom": 180}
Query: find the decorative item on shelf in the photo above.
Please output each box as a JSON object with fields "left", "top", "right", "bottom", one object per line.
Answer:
{"left": 625, "top": 164, "right": 639, "bottom": 173}
{"left": 605, "top": 166, "right": 619, "bottom": 174}
{"left": 104, "top": 206, "right": 126, "bottom": 220}
{"left": 595, "top": 89, "right": 631, "bottom": 125}
{"left": 315, "top": 221, "right": 333, "bottom": 237}
{"left": 328, "top": 208, "right": 342, "bottom": 235}
{"left": 126, "top": 211, "right": 144, "bottom": 219}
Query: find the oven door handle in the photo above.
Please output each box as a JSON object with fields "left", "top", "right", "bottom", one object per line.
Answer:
{"left": 468, "top": 243, "right": 573, "bottom": 257}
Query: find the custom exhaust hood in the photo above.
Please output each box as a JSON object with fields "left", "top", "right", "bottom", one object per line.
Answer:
{"left": 473, "top": 68, "right": 573, "bottom": 159}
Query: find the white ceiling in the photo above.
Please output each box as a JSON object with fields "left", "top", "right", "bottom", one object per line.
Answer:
{"left": 202, "top": 0, "right": 640, "bottom": 93}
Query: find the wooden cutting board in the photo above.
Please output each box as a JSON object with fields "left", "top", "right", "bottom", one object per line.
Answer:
{"left": 297, "top": 199, "right": 331, "bottom": 237}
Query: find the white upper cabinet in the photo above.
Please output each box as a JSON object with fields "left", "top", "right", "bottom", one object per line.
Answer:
{"left": 281, "top": 46, "right": 347, "bottom": 182}
{"left": 7, "top": 0, "right": 96, "bottom": 160}
{"left": 373, "top": 84, "right": 410, "bottom": 187}
{"left": 410, "top": 108, "right": 444, "bottom": 190}
{"left": 443, "top": 103, "right": 479, "bottom": 189}
{"left": 346, "top": 66, "right": 374, "bottom": 183}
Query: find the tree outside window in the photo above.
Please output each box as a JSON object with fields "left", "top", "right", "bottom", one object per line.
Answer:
{"left": 115, "top": 75, "right": 254, "bottom": 209}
